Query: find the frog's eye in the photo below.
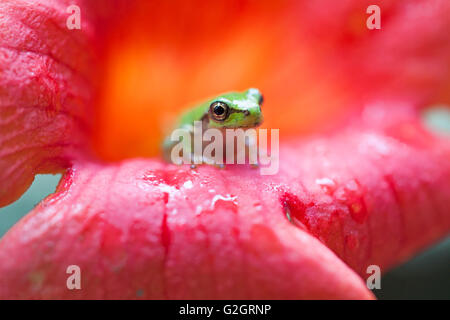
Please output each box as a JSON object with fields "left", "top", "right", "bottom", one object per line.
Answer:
{"left": 210, "top": 101, "right": 229, "bottom": 121}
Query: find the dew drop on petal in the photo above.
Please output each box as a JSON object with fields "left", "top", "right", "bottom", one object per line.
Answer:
{"left": 210, "top": 194, "right": 238, "bottom": 212}
{"left": 346, "top": 179, "right": 359, "bottom": 191}
{"left": 253, "top": 201, "right": 263, "bottom": 211}
{"left": 315, "top": 177, "right": 336, "bottom": 194}
{"left": 195, "top": 205, "right": 203, "bottom": 215}
{"left": 183, "top": 180, "right": 193, "bottom": 189}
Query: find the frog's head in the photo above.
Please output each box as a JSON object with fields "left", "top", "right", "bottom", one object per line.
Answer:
{"left": 207, "top": 88, "right": 263, "bottom": 129}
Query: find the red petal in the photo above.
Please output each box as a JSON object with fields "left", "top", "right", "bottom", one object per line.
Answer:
{"left": 0, "top": 0, "right": 102, "bottom": 206}
{"left": 294, "top": 0, "right": 450, "bottom": 104}
{"left": 0, "top": 160, "right": 373, "bottom": 299}
{"left": 0, "top": 104, "right": 448, "bottom": 299}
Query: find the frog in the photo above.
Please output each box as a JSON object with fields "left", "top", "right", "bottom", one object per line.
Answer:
{"left": 162, "top": 88, "right": 264, "bottom": 167}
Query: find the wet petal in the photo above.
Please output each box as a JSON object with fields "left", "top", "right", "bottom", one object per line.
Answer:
{"left": 295, "top": 0, "right": 450, "bottom": 103}
{"left": 0, "top": 0, "right": 101, "bottom": 206}
{"left": 0, "top": 160, "right": 373, "bottom": 299}
{"left": 0, "top": 104, "right": 448, "bottom": 299}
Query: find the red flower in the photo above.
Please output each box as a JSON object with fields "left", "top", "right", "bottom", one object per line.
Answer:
{"left": 0, "top": 0, "right": 449, "bottom": 299}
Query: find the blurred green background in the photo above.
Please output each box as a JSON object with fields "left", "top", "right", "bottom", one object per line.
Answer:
{"left": 0, "top": 173, "right": 449, "bottom": 299}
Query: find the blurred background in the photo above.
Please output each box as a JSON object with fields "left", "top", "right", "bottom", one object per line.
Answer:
{"left": 90, "top": 0, "right": 450, "bottom": 161}
{"left": 0, "top": 172, "right": 449, "bottom": 299}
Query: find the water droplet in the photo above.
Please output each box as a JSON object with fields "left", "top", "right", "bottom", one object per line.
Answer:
{"left": 141, "top": 170, "right": 165, "bottom": 184}
{"left": 335, "top": 179, "right": 368, "bottom": 223}
{"left": 346, "top": 179, "right": 359, "bottom": 191}
{"left": 315, "top": 178, "right": 336, "bottom": 194}
{"left": 157, "top": 184, "right": 178, "bottom": 196}
{"left": 210, "top": 194, "right": 238, "bottom": 211}
{"left": 182, "top": 180, "right": 193, "bottom": 189}
{"left": 195, "top": 205, "right": 203, "bottom": 215}
{"left": 281, "top": 192, "right": 309, "bottom": 230}
{"left": 348, "top": 199, "right": 367, "bottom": 223}
{"left": 253, "top": 202, "right": 263, "bottom": 211}
{"left": 285, "top": 207, "right": 293, "bottom": 223}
